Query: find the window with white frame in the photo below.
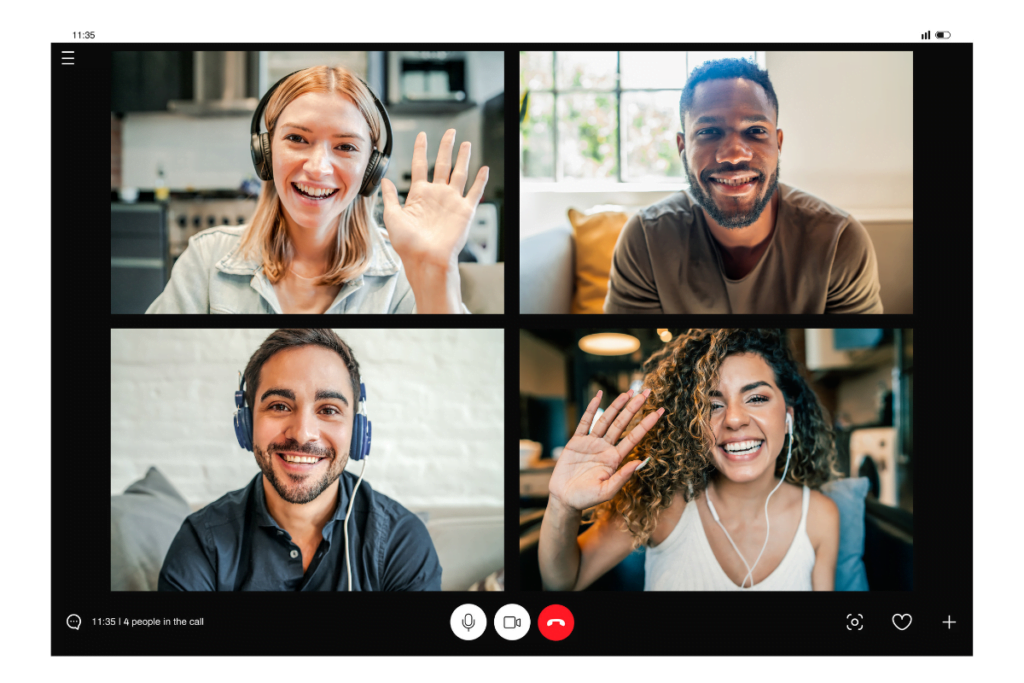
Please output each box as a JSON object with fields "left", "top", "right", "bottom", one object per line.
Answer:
{"left": 520, "top": 51, "right": 762, "bottom": 184}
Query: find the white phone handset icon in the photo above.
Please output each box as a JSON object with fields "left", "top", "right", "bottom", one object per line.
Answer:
{"left": 547, "top": 618, "right": 565, "bottom": 627}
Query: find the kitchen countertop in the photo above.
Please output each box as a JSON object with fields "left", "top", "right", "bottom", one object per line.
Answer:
{"left": 111, "top": 189, "right": 259, "bottom": 203}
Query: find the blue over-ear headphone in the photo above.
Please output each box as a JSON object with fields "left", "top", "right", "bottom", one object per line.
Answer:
{"left": 233, "top": 373, "right": 372, "bottom": 460}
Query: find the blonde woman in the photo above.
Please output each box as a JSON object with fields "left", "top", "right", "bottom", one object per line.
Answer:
{"left": 146, "top": 65, "right": 488, "bottom": 314}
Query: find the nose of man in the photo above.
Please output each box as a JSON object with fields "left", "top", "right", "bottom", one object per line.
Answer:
{"left": 286, "top": 409, "right": 322, "bottom": 444}
{"left": 715, "top": 133, "right": 754, "bottom": 166}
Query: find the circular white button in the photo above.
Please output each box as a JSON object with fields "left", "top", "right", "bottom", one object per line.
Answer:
{"left": 450, "top": 604, "right": 486, "bottom": 641}
{"left": 289, "top": 549, "right": 299, "bottom": 559}
{"left": 493, "top": 604, "right": 531, "bottom": 641}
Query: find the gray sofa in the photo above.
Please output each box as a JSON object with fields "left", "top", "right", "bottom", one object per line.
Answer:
{"left": 519, "top": 225, "right": 575, "bottom": 314}
{"left": 519, "top": 220, "right": 912, "bottom": 315}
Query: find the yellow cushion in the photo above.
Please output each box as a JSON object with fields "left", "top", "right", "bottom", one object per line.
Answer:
{"left": 568, "top": 208, "right": 630, "bottom": 314}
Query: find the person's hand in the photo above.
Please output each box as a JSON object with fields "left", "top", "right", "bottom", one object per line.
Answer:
{"left": 547, "top": 389, "right": 664, "bottom": 514}
{"left": 380, "top": 129, "right": 489, "bottom": 272}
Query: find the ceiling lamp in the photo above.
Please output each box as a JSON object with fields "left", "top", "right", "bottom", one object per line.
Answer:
{"left": 578, "top": 333, "right": 641, "bottom": 356}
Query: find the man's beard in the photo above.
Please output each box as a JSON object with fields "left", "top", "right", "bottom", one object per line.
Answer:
{"left": 254, "top": 438, "right": 347, "bottom": 505}
{"left": 683, "top": 154, "right": 780, "bottom": 229}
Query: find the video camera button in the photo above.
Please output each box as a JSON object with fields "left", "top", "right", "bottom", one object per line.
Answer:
{"left": 538, "top": 604, "right": 574, "bottom": 641}
{"left": 494, "top": 604, "right": 531, "bottom": 641}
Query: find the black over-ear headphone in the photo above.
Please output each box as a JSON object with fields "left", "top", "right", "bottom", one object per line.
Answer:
{"left": 249, "top": 69, "right": 393, "bottom": 197}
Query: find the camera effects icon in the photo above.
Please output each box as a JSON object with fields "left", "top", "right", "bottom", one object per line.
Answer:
{"left": 846, "top": 613, "right": 864, "bottom": 631}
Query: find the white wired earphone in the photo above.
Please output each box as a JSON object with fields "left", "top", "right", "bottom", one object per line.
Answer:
{"left": 344, "top": 458, "right": 369, "bottom": 592}
{"left": 705, "top": 412, "right": 794, "bottom": 589}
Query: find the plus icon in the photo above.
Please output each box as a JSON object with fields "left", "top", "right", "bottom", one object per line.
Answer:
{"left": 943, "top": 616, "right": 956, "bottom": 629}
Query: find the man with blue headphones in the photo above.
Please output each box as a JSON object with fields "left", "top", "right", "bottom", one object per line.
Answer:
{"left": 158, "top": 329, "right": 442, "bottom": 591}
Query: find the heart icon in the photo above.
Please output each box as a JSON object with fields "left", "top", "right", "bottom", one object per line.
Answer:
{"left": 892, "top": 614, "right": 912, "bottom": 630}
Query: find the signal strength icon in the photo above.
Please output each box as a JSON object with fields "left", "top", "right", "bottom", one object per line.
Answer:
{"left": 921, "top": 31, "right": 931, "bottom": 40}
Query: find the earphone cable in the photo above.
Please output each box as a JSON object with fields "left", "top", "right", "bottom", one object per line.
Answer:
{"left": 706, "top": 483, "right": 755, "bottom": 583}
{"left": 740, "top": 435, "right": 792, "bottom": 588}
{"left": 344, "top": 457, "right": 369, "bottom": 592}
{"left": 706, "top": 418, "right": 794, "bottom": 589}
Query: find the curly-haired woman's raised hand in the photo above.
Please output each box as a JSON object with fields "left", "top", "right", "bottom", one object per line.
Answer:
{"left": 547, "top": 389, "right": 664, "bottom": 514}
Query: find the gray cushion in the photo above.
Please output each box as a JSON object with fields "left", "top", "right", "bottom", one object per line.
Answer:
{"left": 821, "top": 477, "right": 870, "bottom": 591}
{"left": 519, "top": 224, "right": 574, "bottom": 314}
{"left": 110, "top": 467, "right": 191, "bottom": 591}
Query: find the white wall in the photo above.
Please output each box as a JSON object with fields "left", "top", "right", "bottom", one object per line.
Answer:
{"left": 767, "top": 51, "right": 913, "bottom": 213}
{"left": 110, "top": 329, "right": 504, "bottom": 510}
{"left": 122, "top": 112, "right": 254, "bottom": 189}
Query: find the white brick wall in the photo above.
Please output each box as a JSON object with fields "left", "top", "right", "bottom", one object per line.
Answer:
{"left": 111, "top": 329, "right": 504, "bottom": 510}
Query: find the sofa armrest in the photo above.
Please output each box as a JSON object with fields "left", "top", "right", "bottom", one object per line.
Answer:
{"left": 419, "top": 507, "right": 504, "bottom": 591}
{"left": 519, "top": 224, "right": 574, "bottom": 314}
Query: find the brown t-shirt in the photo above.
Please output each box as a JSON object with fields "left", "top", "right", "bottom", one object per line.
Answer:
{"left": 605, "top": 183, "right": 883, "bottom": 314}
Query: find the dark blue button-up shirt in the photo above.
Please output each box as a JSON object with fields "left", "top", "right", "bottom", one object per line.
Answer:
{"left": 158, "top": 471, "right": 442, "bottom": 591}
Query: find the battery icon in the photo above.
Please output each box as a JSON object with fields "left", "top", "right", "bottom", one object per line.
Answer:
{"left": 936, "top": 31, "right": 951, "bottom": 39}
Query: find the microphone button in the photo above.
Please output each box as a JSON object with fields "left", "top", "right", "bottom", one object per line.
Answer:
{"left": 450, "top": 604, "right": 486, "bottom": 641}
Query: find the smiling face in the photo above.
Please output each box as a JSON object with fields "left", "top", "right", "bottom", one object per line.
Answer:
{"left": 678, "top": 78, "right": 783, "bottom": 229}
{"left": 708, "top": 352, "right": 793, "bottom": 483}
{"left": 251, "top": 345, "right": 355, "bottom": 505}
{"left": 271, "top": 90, "right": 373, "bottom": 234}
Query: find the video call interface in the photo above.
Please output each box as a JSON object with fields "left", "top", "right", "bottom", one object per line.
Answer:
{"left": 54, "top": 40, "right": 969, "bottom": 658}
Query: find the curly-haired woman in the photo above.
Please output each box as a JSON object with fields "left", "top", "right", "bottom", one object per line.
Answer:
{"left": 539, "top": 329, "right": 841, "bottom": 591}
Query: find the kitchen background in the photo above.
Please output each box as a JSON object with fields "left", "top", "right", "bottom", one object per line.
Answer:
{"left": 519, "top": 328, "right": 913, "bottom": 590}
{"left": 111, "top": 50, "right": 505, "bottom": 313}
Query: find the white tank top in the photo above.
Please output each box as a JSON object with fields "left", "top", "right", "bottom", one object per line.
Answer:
{"left": 644, "top": 485, "right": 814, "bottom": 591}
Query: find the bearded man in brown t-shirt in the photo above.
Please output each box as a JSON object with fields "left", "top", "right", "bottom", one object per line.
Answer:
{"left": 605, "top": 58, "right": 883, "bottom": 315}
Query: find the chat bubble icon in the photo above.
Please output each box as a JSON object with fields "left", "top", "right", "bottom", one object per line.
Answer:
{"left": 67, "top": 614, "right": 81, "bottom": 630}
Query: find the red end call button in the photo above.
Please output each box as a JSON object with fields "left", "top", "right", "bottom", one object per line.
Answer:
{"left": 538, "top": 604, "right": 574, "bottom": 641}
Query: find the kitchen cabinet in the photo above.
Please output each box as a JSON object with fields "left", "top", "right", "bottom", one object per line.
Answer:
{"left": 111, "top": 203, "right": 167, "bottom": 313}
{"left": 111, "top": 51, "right": 193, "bottom": 113}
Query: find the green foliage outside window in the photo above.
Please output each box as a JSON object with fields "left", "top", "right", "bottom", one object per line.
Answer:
{"left": 521, "top": 51, "right": 755, "bottom": 183}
